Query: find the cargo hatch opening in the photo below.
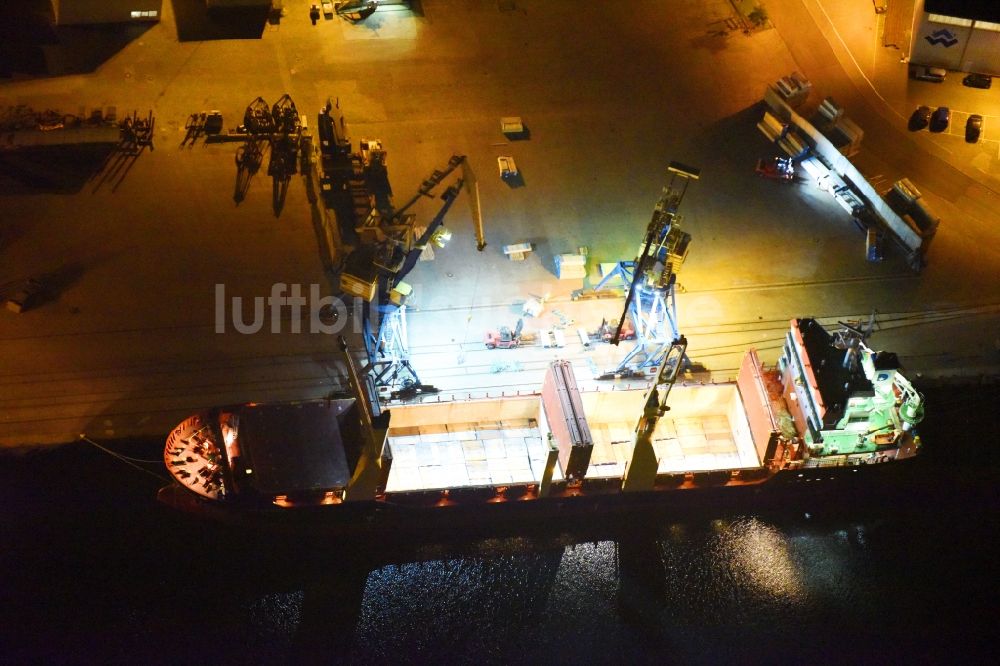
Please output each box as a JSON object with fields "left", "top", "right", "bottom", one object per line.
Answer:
{"left": 580, "top": 383, "right": 760, "bottom": 479}
{"left": 382, "top": 396, "right": 560, "bottom": 493}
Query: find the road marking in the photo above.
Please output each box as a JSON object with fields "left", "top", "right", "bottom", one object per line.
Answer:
{"left": 812, "top": 0, "right": 899, "bottom": 120}
{"left": 874, "top": 11, "right": 882, "bottom": 75}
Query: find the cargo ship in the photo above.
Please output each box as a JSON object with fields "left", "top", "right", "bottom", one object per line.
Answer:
{"left": 157, "top": 317, "right": 925, "bottom": 529}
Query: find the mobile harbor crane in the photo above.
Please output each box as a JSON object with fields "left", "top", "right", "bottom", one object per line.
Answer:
{"left": 357, "top": 167, "right": 467, "bottom": 398}
{"left": 589, "top": 161, "right": 699, "bottom": 379}
{"left": 312, "top": 99, "right": 486, "bottom": 398}
{"left": 336, "top": 149, "right": 476, "bottom": 397}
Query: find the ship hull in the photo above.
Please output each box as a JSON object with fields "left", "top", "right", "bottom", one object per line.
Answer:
{"left": 157, "top": 456, "right": 919, "bottom": 538}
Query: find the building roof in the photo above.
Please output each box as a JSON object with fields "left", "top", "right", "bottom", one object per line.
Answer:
{"left": 925, "top": 0, "right": 1000, "bottom": 23}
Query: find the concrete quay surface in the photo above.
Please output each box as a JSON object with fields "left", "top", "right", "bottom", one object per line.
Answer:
{"left": 1, "top": 0, "right": 998, "bottom": 448}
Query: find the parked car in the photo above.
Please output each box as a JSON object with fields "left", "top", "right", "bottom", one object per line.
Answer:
{"left": 4, "top": 279, "right": 44, "bottom": 314}
{"left": 962, "top": 73, "right": 992, "bottom": 89}
{"left": 966, "top": 114, "right": 983, "bottom": 143}
{"left": 929, "top": 107, "right": 950, "bottom": 133}
{"left": 908, "top": 105, "right": 932, "bottom": 131}
{"left": 910, "top": 65, "right": 946, "bottom": 82}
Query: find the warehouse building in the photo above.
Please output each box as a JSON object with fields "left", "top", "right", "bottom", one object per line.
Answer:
{"left": 910, "top": 0, "right": 1000, "bottom": 75}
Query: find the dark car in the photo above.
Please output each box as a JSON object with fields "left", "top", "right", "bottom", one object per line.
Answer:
{"left": 962, "top": 73, "right": 992, "bottom": 89}
{"left": 929, "top": 107, "right": 950, "bottom": 133}
{"left": 4, "top": 278, "right": 44, "bottom": 314}
{"left": 966, "top": 114, "right": 983, "bottom": 143}
{"left": 908, "top": 105, "right": 932, "bottom": 131}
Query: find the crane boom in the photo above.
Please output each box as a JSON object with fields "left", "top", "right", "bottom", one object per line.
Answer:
{"left": 396, "top": 179, "right": 465, "bottom": 286}
{"left": 622, "top": 336, "right": 688, "bottom": 492}
{"left": 610, "top": 162, "right": 698, "bottom": 347}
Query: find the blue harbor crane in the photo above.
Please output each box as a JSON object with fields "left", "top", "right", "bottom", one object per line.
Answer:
{"left": 594, "top": 161, "right": 699, "bottom": 379}
{"left": 337, "top": 153, "right": 474, "bottom": 399}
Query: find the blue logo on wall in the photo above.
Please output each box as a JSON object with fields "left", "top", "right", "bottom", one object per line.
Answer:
{"left": 925, "top": 28, "right": 958, "bottom": 47}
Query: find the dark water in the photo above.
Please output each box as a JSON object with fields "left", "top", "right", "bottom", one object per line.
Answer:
{"left": 2, "top": 384, "right": 998, "bottom": 664}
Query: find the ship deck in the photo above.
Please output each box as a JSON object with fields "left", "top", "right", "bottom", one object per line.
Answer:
{"left": 384, "top": 418, "right": 557, "bottom": 492}
{"left": 383, "top": 384, "right": 761, "bottom": 493}
{"left": 586, "top": 414, "right": 759, "bottom": 479}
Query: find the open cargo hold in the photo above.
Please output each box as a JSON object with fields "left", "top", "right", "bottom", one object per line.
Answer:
{"left": 382, "top": 382, "right": 760, "bottom": 493}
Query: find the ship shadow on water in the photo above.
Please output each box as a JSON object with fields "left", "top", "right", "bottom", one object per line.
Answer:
{"left": 0, "top": 384, "right": 997, "bottom": 662}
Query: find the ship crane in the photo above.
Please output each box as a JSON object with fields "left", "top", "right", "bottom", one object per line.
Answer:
{"left": 622, "top": 336, "right": 688, "bottom": 491}
{"left": 859, "top": 340, "right": 925, "bottom": 430}
{"left": 345, "top": 156, "right": 474, "bottom": 397}
{"left": 595, "top": 162, "right": 699, "bottom": 379}
{"left": 831, "top": 310, "right": 877, "bottom": 373}
{"left": 830, "top": 311, "right": 924, "bottom": 430}
{"left": 361, "top": 179, "right": 466, "bottom": 396}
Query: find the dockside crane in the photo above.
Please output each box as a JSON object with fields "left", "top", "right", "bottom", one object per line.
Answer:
{"left": 336, "top": 152, "right": 473, "bottom": 398}
{"left": 594, "top": 161, "right": 699, "bottom": 378}
{"left": 317, "top": 101, "right": 489, "bottom": 398}
{"left": 358, "top": 175, "right": 467, "bottom": 396}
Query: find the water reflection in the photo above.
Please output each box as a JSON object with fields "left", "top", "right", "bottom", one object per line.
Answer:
{"left": 247, "top": 591, "right": 303, "bottom": 642}
{"left": 339, "top": 517, "right": 878, "bottom": 662}
{"left": 714, "top": 517, "right": 805, "bottom": 603}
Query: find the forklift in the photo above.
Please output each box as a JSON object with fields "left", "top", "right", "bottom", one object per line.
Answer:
{"left": 485, "top": 318, "right": 524, "bottom": 349}
{"left": 754, "top": 156, "right": 794, "bottom": 182}
{"left": 596, "top": 315, "right": 635, "bottom": 343}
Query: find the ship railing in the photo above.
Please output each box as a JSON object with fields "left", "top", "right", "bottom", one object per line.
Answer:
{"left": 384, "top": 377, "right": 732, "bottom": 406}
{"left": 801, "top": 452, "right": 876, "bottom": 469}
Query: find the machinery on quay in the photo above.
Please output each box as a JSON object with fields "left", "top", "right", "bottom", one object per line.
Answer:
{"left": 759, "top": 78, "right": 933, "bottom": 271}
{"left": 754, "top": 156, "right": 794, "bottom": 182}
{"left": 119, "top": 110, "right": 155, "bottom": 152}
{"left": 334, "top": 0, "right": 378, "bottom": 21}
{"left": 595, "top": 315, "right": 635, "bottom": 343}
{"left": 0, "top": 104, "right": 155, "bottom": 193}
{"left": 266, "top": 95, "right": 302, "bottom": 196}
{"left": 484, "top": 319, "right": 525, "bottom": 350}
{"left": 243, "top": 97, "right": 275, "bottom": 135}
{"left": 588, "top": 161, "right": 698, "bottom": 379}
{"left": 231, "top": 95, "right": 306, "bottom": 205}
{"left": 318, "top": 99, "right": 484, "bottom": 396}
{"left": 4, "top": 278, "right": 44, "bottom": 314}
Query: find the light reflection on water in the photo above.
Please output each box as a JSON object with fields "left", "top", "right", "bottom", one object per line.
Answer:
{"left": 247, "top": 590, "right": 304, "bottom": 642}
{"left": 347, "top": 517, "right": 878, "bottom": 662}
{"left": 712, "top": 518, "right": 806, "bottom": 603}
